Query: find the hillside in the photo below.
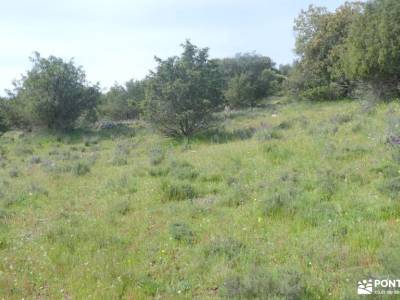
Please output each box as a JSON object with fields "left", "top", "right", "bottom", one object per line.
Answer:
{"left": 1, "top": 99, "right": 400, "bottom": 299}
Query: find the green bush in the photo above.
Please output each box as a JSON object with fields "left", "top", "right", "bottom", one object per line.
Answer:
{"left": 205, "top": 238, "right": 245, "bottom": 260}
{"left": 379, "top": 177, "right": 400, "bottom": 199}
{"left": 10, "top": 53, "right": 100, "bottom": 130}
{"left": 220, "top": 267, "right": 305, "bottom": 299}
{"left": 146, "top": 40, "right": 223, "bottom": 137}
{"left": 169, "top": 223, "right": 195, "bottom": 244}
{"left": 161, "top": 181, "right": 197, "bottom": 201}
{"left": 72, "top": 161, "right": 91, "bottom": 176}
{"left": 263, "top": 188, "right": 299, "bottom": 216}
{"left": 100, "top": 83, "right": 141, "bottom": 120}
{"left": 300, "top": 84, "right": 343, "bottom": 101}
{"left": 170, "top": 161, "right": 199, "bottom": 180}
{"left": 0, "top": 103, "right": 9, "bottom": 133}
{"left": 149, "top": 146, "right": 165, "bottom": 166}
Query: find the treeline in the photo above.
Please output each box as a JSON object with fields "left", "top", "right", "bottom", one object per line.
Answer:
{"left": 1, "top": 0, "right": 399, "bottom": 137}
{"left": 0, "top": 42, "right": 284, "bottom": 136}
{"left": 288, "top": 0, "right": 400, "bottom": 101}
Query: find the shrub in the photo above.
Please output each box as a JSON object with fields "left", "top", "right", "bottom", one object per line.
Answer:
{"left": 111, "top": 143, "right": 130, "bottom": 166}
{"left": 169, "top": 223, "right": 195, "bottom": 244}
{"left": 115, "top": 142, "right": 130, "bottom": 154}
{"left": 106, "top": 176, "right": 138, "bottom": 194}
{"left": 219, "top": 53, "right": 281, "bottom": 108}
{"left": 137, "top": 276, "right": 161, "bottom": 296}
{"left": 149, "top": 146, "right": 165, "bottom": 166}
{"left": 262, "top": 144, "right": 292, "bottom": 163}
{"left": 9, "top": 168, "right": 20, "bottom": 178}
{"left": 263, "top": 188, "right": 299, "bottom": 216}
{"left": 30, "top": 155, "right": 41, "bottom": 164}
{"left": 161, "top": 181, "right": 197, "bottom": 201}
{"left": 14, "top": 144, "right": 33, "bottom": 156}
{"left": 343, "top": 0, "right": 400, "bottom": 99}
{"left": 205, "top": 238, "right": 246, "bottom": 260}
{"left": 220, "top": 267, "right": 305, "bottom": 299}
{"left": 0, "top": 102, "right": 9, "bottom": 133}
{"left": 10, "top": 52, "right": 100, "bottom": 130}
{"left": 378, "top": 235, "right": 400, "bottom": 276}
{"left": 146, "top": 40, "right": 223, "bottom": 137}
{"left": 148, "top": 166, "right": 170, "bottom": 177}
{"left": 205, "top": 127, "right": 256, "bottom": 143}
{"left": 112, "top": 200, "right": 131, "bottom": 216}
{"left": 48, "top": 148, "right": 60, "bottom": 156}
{"left": 170, "top": 161, "right": 199, "bottom": 180}
{"left": 276, "top": 120, "right": 293, "bottom": 130}
{"left": 224, "top": 73, "right": 257, "bottom": 108}
{"left": 255, "top": 128, "right": 283, "bottom": 141}
{"left": 112, "top": 156, "right": 128, "bottom": 166}
{"left": 300, "top": 84, "right": 344, "bottom": 101}
{"left": 318, "top": 169, "right": 340, "bottom": 201}
{"left": 330, "top": 113, "right": 353, "bottom": 125}
{"left": 83, "top": 136, "right": 100, "bottom": 147}
{"left": 220, "top": 181, "right": 251, "bottom": 207}
{"left": 100, "top": 83, "right": 141, "bottom": 120}
{"left": 72, "top": 161, "right": 91, "bottom": 176}
{"left": 29, "top": 182, "right": 49, "bottom": 197}
{"left": 379, "top": 177, "right": 400, "bottom": 199}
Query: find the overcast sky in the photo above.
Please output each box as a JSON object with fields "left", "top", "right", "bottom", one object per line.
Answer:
{"left": 1, "top": 0, "right": 346, "bottom": 94}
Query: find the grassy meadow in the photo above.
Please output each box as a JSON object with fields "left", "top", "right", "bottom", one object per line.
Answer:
{"left": 1, "top": 99, "right": 400, "bottom": 299}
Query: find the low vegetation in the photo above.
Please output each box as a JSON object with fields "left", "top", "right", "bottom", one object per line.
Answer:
{"left": 0, "top": 99, "right": 400, "bottom": 298}
{"left": 1, "top": 0, "right": 400, "bottom": 298}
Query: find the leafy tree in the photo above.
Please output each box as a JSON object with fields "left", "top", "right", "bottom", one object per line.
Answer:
{"left": 291, "top": 2, "right": 364, "bottom": 100}
{"left": 126, "top": 79, "right": 147, "bottom": 116}
{"left": 278, "top": 64, "right": 293, "bottom": 77}
{"left": 216, "top": 53, "right": 280, "bottom": 107}
{"left": 224, "top": 73, "right": 257, "bottom": 108}
{"left": 0, "top": 98, "right": 9, "bottom": 133}
{"left": 344, "top": 0, "right": 400, "bottom": 98}
{"left": 100, "top": 79, "right": 147, "bottom": 120}
{"left": 146, "top": 40, "right": 223, "bottom": 137}
{"left": 101, "top": 84, "right": 140, "bottom": 120}
{"left": 11, "top": 52, "right": 100, "bottom": 130}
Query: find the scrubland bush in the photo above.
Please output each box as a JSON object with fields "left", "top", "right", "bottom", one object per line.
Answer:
{"left": 169, "top": 160, "right": 199, "bottom": 180}
{"left": 220, "top": 267, "right": 305, "bottom": 299}
{"left": 9, "top": 53, "right": 100, "bottom": 130}
{"left": 146, "top": 41, "right": 223, "bottom": 137}
{"left": 148, "top": 146, "right": 165, "bottom": 166}
{"left": 169, "top": 223, "right": 195, "bottom": 244}
{"left": 30, "top": 155, "right": 41, "bottom": 164}
{"left": 112, "top": 200, "right": 131, "bottom": 216}
{"left": 9, "top": 167, "right": 20, "bottom": 178}
{"left": 204, "top": 238, "right": 245, "bottom": 260}
{"left": 161, "top": 181, "right": 197, "bottom": 201}
{"left": 72, "top": 161, "right": 91, "bottom": 176}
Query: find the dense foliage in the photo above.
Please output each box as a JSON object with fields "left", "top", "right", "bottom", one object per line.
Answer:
{"left": 291, "top": 0, "right": 400, "bottom": 101}
{"left": 10, "top": 53, "right": 100, "bottom": 130}
{"left": 343, "top": 0, "right": 400, "bottom": 98}
{"left": 216, "top": 53, "right": 283, "bottom": 108}
{"left": 145, "top": 40, "right": 223, "bottom": 137}
{"left": 100, "top": 80, "right": 146, "bottom": 120}
{"left": 0, "top": 99, "right": 9, "bottom": 133}
{"left": 289, "top": 2, "right": 363, "bottom": 100}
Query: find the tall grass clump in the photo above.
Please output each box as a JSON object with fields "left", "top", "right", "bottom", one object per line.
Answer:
{"left": 220, "top": 267, "right": 305, "bottom": 299}
{"left": 149, "top": 146, "right": 165, "bottom": 166}
{"left": 72, "top": 161, "right": 91, "bottom": 176}
{"left": 161, "top": 181, "right": 197, "bottom": 201}
{"left": 169, "top": 223, "right": 196, "bottom": 244}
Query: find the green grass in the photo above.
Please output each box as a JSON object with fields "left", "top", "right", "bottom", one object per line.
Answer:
{"left": 1, "top": 100, "right": 400, "bottom": 299}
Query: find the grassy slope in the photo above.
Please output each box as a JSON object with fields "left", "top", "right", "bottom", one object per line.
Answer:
{"left": 1, "top": 100, "right": 400, "bottom": 299}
